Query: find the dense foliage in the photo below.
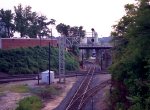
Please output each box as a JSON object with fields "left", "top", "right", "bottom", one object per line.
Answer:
{"left": 0, "top": 46, "right": 79, "bottom": 74}
{"left": 0, "top": 9, "right": 14, "bottom": 37}
{"left": 110, "top": 0, "right": 150, "bottom": 110}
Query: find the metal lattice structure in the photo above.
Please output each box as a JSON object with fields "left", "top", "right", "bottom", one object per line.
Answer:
{"left": 58, "top": 32, "right": 111, "bottom": 82}
{"left": 59, "top": 35, "right": 80, "bottom": 82}
{"left": 59, "top": 36, "right": 66, "bottom": 82}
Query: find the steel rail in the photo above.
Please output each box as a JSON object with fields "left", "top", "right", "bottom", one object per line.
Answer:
{"left": 77, "top": 66, "right": 95, "bottom": 110}
{"left": 71, "top": 79, "right": 111, "bottom": 110}
{"left": 66, "top": 66, "right": 95, "bottom": 110}
{"left": 65, "top": 67, "right": 92, "bottom": 110}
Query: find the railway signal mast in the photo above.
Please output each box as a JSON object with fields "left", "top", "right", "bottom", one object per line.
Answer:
{"left": 58, "top": 34, "right": 80, "bottom": 83}
{"left": 59, "top": 35, "right": 66, "bottom": 83}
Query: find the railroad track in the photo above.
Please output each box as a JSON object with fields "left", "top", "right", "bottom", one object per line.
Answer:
{"left": 0, "top": 74, "right": 38, "bottom": 83}
{"left": 66, "top": 66, "right": 95, "bottom": 110}
{"left": 71, "top": 79, "right": 111, "bottom": 110}
{"left": 0, "top": 70, "right": 109, "bottom": 84}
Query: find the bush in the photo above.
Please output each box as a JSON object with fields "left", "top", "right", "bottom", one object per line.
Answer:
{"left": 0, "top": 46, "right": 79, "bottom": 75}
{"left": 16, "top": 96, "right": 42, "bottom": 110}
{"left": 30, "top": 85, "right": 61, "bottom": 100}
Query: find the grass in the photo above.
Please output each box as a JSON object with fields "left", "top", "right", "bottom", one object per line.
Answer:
{"left": 0, "top": 84, "right": 29, "bottom": 93}
{"left": 8, "top": 84, "right": 29, "bottom": 93}
{"left": 45, "top": 85, "right": 61, "bottom": 95}
{"left": 30, "top": 85, "right": 62, "bottom": 100}
{"left": 0, "top": 84, "right": 7, "bottom": 92}
{"left": 0, "top": 85, "right": 7, "bottom": 98}
{"left": 0, "top": 92, "right": 6, "bottom": 98}
{"left": 0, "top": 86, "right": 4, "bottom": 93}
{"left": 0, "top": 83, "right": 62, "bottom": 96}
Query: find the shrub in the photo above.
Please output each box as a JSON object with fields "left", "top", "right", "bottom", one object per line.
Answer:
{"left": 0, "top": 46, "right": 79, "bottom": 75}
{"left": 30, "top": 85, "right": 61, "bottom": 100}
{"left": 16, "top": 96, "right": 42, "bottom": 110}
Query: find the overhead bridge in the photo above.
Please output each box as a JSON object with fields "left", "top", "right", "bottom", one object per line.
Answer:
{"left": 78, "top": 44, "right": 113, "bottom": 70}
{"left": 58, "top": 35, "right": 113, "bottom": 82}
{"left": 79, "top": 44, "right": 113, "bottom": 49}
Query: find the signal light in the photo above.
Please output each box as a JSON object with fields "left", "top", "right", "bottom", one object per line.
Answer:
{"left": 91, "top": 38, "right": 94, "bottom": 42}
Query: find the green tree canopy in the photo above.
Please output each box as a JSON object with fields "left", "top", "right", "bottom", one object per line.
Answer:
{"left": 110, "top": 0, "right": 150, "bottom": 109}
{"left": 56, "top": 23, "right": 85, "bottom": 38}
{"left": 0, "top": 9, "right": 14, "bottom": 38}
{"left": 14, "top": 4, "right": 55, "bottom": 38}
{"left": 14, "top": 4, "right": 31, "bottom": 37}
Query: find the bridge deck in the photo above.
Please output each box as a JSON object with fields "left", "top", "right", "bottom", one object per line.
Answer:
{"left": 79, "top": 44, "right": 112, "bottom": 49}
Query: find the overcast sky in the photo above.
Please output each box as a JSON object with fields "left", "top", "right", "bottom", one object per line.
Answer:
{"left": 0, "top": 0, "right": 135, "bottom": 37}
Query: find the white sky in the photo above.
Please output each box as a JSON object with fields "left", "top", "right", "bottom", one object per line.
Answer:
{"left": 0, "top": 0, "right": 135, "bottom": 37}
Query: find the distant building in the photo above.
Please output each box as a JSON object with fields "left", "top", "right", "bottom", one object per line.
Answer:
{"left": 0, "top": 38, "right": 58, "bottom": 49}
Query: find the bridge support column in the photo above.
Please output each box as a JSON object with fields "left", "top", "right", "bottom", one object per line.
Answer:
{"left": 0, "top": 38, "right": 2, "bottom": 49}
{"left": 79, "top": 49, "right": 84, "bottom": 69}
{"left": 86, "top": 49, "right": 91, "bottom": 59}
{"left": 100, "top": 49, "right": 103, "bottom": 70}
{"left": 104, "top": 50, "right": 108, "bottom": 69}
{"left": 95, "top": 49, "right": 100, "bottom": 64}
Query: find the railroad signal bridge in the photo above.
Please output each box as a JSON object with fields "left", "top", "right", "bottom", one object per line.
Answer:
{"left": 58, "top": 32, "right": 112, "bottom": 82}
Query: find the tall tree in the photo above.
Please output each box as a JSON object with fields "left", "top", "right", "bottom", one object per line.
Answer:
{"left": 56, "top": 23, "right": 70, "bottom": 36}
{"left": 0, "top": 9, "right": 14, "bottom": 38}
{"left": 26, "top": 12, "right": 38, "bottom": 38}
{"left": 69, "top": 26, "right": 85, "bottom": 38}
{"left": 36, "top": 15, "right": 55, "bottom": 38}
{"left": 0, "top": 21, "right": 6, "bottom": 38}
{"left": 111, "top": 3, "right": 137, "bottom": 60}
{"left": 110, "top": 0, "right": 150, "bottom": 109}
{"left": 56, "top": 23, "right": 85, "bottom": 38}
{"left": 14, "top": 4, "right": 32, "bottom": 37}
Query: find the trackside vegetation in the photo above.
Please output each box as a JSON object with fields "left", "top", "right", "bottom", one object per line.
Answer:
{"left": 16, "top": 96, "right": 42, "bottom": 110}
{"left": 110, "top": 0, "right": 150, "bottom": 110}
{"left": 0, "top": 46, "right": 79, "bottom": 74}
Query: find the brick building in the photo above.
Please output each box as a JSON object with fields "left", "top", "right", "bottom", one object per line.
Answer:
{"left": 0, "top": 38, "right": 58, "bottom": 49}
